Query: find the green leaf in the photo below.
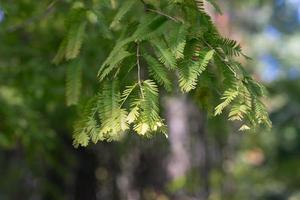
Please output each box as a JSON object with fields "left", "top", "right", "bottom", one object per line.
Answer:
{"left": 195, "top": 0, "right": 204, "bottom": 12}
{"left": 98, "top": 48, "right": 133, "bottom": 81}
{"left": 120, "top": 83, "right": 138, "bottom": 106}
{"left": 168, "top": 24, "right": 188, "bottom": 59}
{"left": 178, "top": 49, "right": 214, "bottom": 92}
{"left": 110, "top": 0, "right": 136, "bottom": 29}
{"left": 214, "top": 87, "right": 239, "bottom": 116}
{"left": 218, "top": 38, "right": 242, "bottom": 57}
{"left": 133, "top": 16, "right": 168, "bottom": 41}
{"left": 66, "top": 60, "right": 82, "bottom": 106}
{"left": 151, "top": 39, "right": 177, "bottom": 69}
{"left": 127, "top": 105, "right": 140, "bottom": 124}
{"left": 144, "top": 54, "right": 172, "bottom": 91}
{"left": 73, "top": 97, "right": 100, "bottom": 147}
{"left": 98, "top": 80, "right": 129, "bottom": 140}
{"left": 65, "top": 21, "right": 86, "bottom": 60}
{"left": 253, "top": 99, "right": 272, "bottom": 128}
{"left": 53, "top": 39, "right": 67, "bottom": 65}
{"left": 53, "top": 6, "right": 87, "bottom": 63}
{"left": 239, "top": 124, "right": 250, "bottom": 131}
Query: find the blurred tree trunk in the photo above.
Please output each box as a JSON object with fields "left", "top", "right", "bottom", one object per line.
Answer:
{"left": 166, "top": 96, "right": 211, "bottom": 199}
{"left": 117, "top": 146, "right": 140, "bottom": 200}
{"left": 166, "top": 96, "right": 191, "bottom": 182}
{"left": 193, "top": 108, "right": 210, "bottom": 199}
{"left": 188, "top": 101, "right": 211, "bottom": 200}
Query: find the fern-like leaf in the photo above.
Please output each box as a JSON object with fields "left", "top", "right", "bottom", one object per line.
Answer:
{"left": 65, "top": 21, "right": 86, "bottom": 60}
{"left": 168, "top": 24, "right": 188, "bottom": 59}
{"left": 133, "top": 15, "right": 168, "bottom": 41}
{"left": 127, "top": 104, "right": 140, "bottom": 124}
{"left": 120, "top": 83, "right": 138, "bottom": 106}
{"left": 73, "top": 97, "right": 100, "bottom": 147}
{"left": 66, "top": 60, "right": 82, "bottom": 106}
{"left": 53, "top": 5, "right": 86, "bottom": 63}
{"left": 53, "top": 39, "right": 68, "bottom": 65}
{"left": 132, "top": 80, "right": 166, "bottom": 136}
{"left": 214, "top": 87, "right": 239, "bottom": 116}
{"left": 98, "top": 48, "right": 133, "bottom": 81}
{"left": 110, "top": 0, "right": 136, "bottom": 29}
{"left": 98, "top": 16, "right": 167, "bottom": 81}
{"left": 228, "top": 104, "right": 248, "bottom": 121}
{"left": 253, "top": 99, "right": 272, "bottom": 128}
{"left": 98, "top": 80, "right": 129, "bottom": 140}
{"left": 179, "top": 50, "right": 214, "bottom": 92}
{"left": 195, "top": 0, "right": 204, "bottom": 12}
{"left": 144, "top": 54, "right": 172, "bottom": 91}
{"left": 151, "top": 39, "right": 177, "bottom": 69}
{"left": 218, "top": 38, "right": 242, "bottom": 57}
{"left": 239, "top": 124, "right": 250, "bottom": 131}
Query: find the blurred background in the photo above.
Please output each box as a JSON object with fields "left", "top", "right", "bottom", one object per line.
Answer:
{"left": 0, "top": 0, "right": 300, "bottom": 199}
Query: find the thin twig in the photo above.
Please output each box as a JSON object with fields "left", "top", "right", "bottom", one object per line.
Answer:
{"left": 139, "top": 0, "right": 182, "bottom": 23}
{"left": 146, "top": 8, "right": 182, "bottom": 23}
{"left": 8, "top": 0, "right": 60, "bottom": 32}
{"left": 136, "top": 43, "right": 144, "bottom": 98}
{"left": 200, "top": 38, "right": 238, "bottom": 78}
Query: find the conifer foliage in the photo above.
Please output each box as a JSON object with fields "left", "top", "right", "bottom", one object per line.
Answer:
{"left": 54, "top": 0, "right": 271, "bottom": 147}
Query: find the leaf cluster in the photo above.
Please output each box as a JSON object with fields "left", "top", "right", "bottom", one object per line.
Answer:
{"left": 54, "top": 0, "right": 271, "bottom": 147}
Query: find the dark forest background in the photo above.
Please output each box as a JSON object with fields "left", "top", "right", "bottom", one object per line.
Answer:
{"left": 0, "top": 0, "right": 300, "bottom": 199}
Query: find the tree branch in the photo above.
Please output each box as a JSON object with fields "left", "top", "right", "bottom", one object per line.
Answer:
{"left": 139, "top": 0, "right": 182, "bottom": 23}
{"left": 136, "top": 43, "right": 144, "bottom": 98}
{"left": 146, "top": 8, "right": 182, "bottom": 23}
{"left": 8, "top": 0, "right": 61, "bottom": 32}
